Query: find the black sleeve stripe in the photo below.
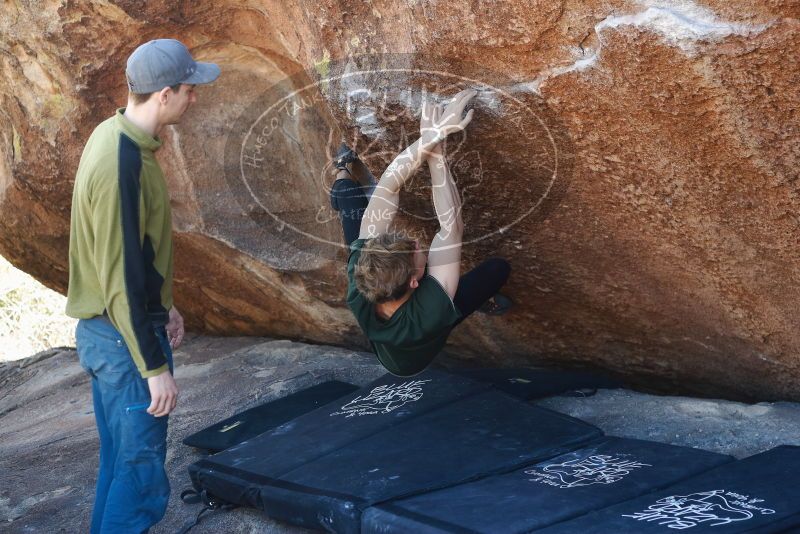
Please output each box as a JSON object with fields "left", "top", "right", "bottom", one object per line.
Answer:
{"left": 118, "top": 133, "right": 166, "bottom": 371}
{"left": 143, "top": 235, "right": 167, "bottom": 322}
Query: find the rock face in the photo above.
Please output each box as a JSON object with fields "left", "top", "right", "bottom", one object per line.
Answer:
{"left": 0, "top": 1, "right": 798, "bottom": 400}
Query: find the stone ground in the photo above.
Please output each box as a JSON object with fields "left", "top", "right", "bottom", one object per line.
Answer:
{"left": 2, "top": 335, "right": 799, "bottom": 533}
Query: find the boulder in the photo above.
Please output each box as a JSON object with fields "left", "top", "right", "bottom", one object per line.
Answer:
{"left": 0, "top": 1, "right": 798, "bottom": 400}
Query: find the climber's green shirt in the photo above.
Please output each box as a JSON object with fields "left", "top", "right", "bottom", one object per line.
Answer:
{"left": 66, "top": 108, "right": 173, "bottom": 378}
{"left": 347, "top": 238, "right": 462, "bottom": 376}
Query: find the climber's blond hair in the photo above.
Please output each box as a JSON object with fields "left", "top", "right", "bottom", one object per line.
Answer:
{"left": 355, "top": 233, "right": 417, "bottom": 303}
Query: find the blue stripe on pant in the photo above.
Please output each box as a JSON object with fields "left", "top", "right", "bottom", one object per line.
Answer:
{"left": 76, "top": 317, "right": 172, "bottom": 534}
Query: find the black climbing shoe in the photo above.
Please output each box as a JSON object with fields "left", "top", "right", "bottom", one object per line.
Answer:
{"left": 478, "top": 293, "right": 513, "bottom": 316}
{"left": 330, "top": 143, "right": 360, "bottom": 211}
{"left": 334, "top": 142, "right": 359, "bottom": 170}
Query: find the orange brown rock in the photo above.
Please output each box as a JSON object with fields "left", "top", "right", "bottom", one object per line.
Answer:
{"left": 0, "top": 1, "right": 797, "bottom": 400}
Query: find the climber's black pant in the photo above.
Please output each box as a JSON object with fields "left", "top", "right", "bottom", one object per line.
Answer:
{"left": 330, "top": 178, "right": 369, "bottom": 248}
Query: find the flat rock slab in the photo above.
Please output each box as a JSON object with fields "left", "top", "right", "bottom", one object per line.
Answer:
{"left": 1, "top": 336, "right": 799, "bottom": 533}
{"left": 537, "top": 390, "right": 800, "bottom": 459}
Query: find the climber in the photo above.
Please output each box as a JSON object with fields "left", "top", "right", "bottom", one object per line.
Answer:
{"left": 330, "top": 88, "right": 512, "bottom": 377}
{"left": 66, "top": 39, "right": 219, "bottom": 533}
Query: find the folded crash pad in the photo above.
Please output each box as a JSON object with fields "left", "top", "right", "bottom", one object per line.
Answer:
{"left": 534, "top": 445, "right": 800, "bottom": 533}
{"left": 189, "top": 380, "right": 601, "bottom": 533}
{"left": 189, "top": 370, "right": 490, "bottom": 491}
{"left": 182, "top": 380, "right": 360, "bottom": 452}
{"left": 361, "top": 436, "right": 733, "bottom": 533}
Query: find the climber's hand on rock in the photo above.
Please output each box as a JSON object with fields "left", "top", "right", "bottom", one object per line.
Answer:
{"left": 420, "top": 89, "right": 476, "bottom": 147}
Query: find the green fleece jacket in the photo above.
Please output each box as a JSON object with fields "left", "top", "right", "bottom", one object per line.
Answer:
{"left": 66, "top": 108, "right": 173, "bottom": 378}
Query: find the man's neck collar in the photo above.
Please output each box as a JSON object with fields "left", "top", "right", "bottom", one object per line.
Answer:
{"left": 115, "top": 108, "right": 163, "bottom": 151}
{"left": 122, "top": 105, "right": 160, "bottom": 137}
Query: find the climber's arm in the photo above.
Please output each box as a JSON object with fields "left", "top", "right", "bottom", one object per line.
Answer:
{"left": 426, "top": 144, "right": 464, "bottom": 299}
{"left": 359, "top": 136, "right": 440, "bottom": 239}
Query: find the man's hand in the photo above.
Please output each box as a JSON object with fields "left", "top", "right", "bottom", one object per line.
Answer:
{"left": 147, "top": 370, "right": 178, "bottom": 417}
{"left": 420, "top": 89, "right": 476, "bottom": 146}
{"left": 166, "top": 306, "right": 184, "bottom": 349}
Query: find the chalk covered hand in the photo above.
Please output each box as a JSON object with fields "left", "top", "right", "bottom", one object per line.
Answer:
{"left": 420, "top": 89, "right": 477, "bottom": 146}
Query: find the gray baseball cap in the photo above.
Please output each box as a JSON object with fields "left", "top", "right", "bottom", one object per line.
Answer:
{"left": 126, "top": 39, "right": 220, "bottom": 94}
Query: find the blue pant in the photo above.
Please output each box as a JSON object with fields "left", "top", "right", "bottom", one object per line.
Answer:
{"left": 76, "top": 317, "right": 173, "bottom": 534}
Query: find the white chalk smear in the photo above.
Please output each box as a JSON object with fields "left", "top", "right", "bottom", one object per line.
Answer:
{"left": 514, "top": 0, "right": 772, "bottom": 94}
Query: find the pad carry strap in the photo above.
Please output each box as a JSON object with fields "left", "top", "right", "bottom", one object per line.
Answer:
{"left": 175, "top": 488, "right": 238, "bottom": 534}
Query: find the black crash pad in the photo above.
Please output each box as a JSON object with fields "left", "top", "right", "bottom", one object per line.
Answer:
{"left": 182, "top": 380, "right": 360, "bottom": 452}
{"left": 189, "top": 380, "right": 601, "bottom": 533}
{"left": 534, "top": 445, "right": 800, "bottom": 533}
{"left": 361, "top": 436, "right": 733, "bottom": 533}
{"left": 453, "top": 367, "right": 622, "bottom": 400}
{"left": 189, "top": 370, "right": 490, "bottom": 492}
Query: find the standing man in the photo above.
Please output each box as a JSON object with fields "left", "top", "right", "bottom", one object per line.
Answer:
{"left": 66, "top": 39, "right": 219, "bottom": 533}
{"left": 331, "top": 89, "right": 512, "bottom": 377}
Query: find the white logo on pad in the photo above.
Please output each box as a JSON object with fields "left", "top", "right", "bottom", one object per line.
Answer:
{"left": 526, "top": 454, "right": 651, "bottom": 488}
{"left": 330, "top": 380, "right": 431, "bottom": 418}
{"left": 622, "top": 489, "right": 776, "bottom": 529}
